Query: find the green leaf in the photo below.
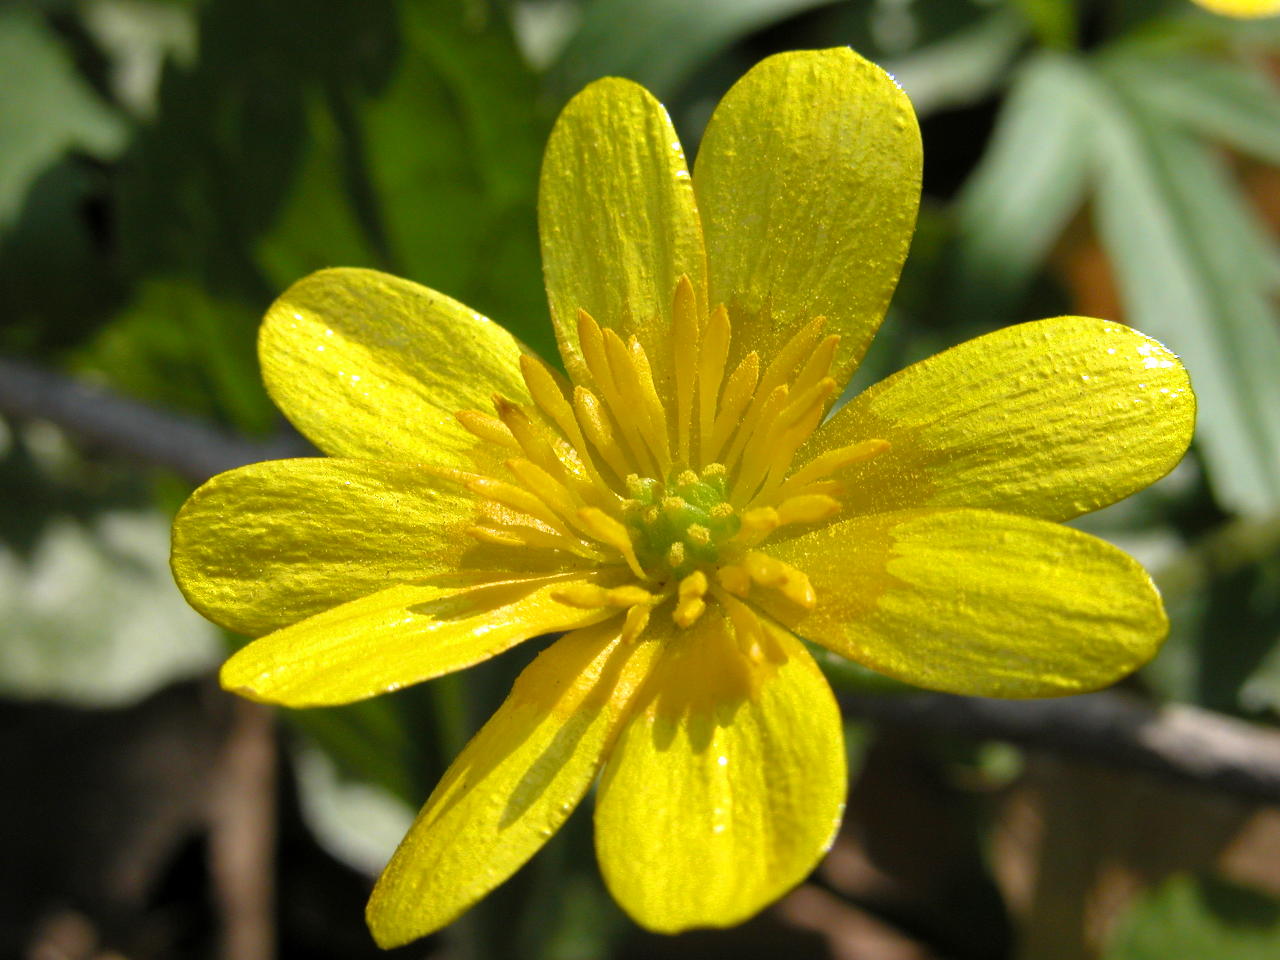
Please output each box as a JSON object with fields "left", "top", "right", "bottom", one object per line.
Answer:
{"left": 885, "top": 9, "right": 1027, "bottom": 117}
{"left": 0, "top": 7, "right": 128, "bottom": 228}
{"left": 949, "top": 53, "right": 1093, "bottom": 319}
{"left": 1104, "top": 53, "right": 1280, "bottom": 169}
{"left": 0, "top": 500, "right": 221, "bottom": 707}
{"left": 79, "top": 277, "right": 274, "bottom": 434}
{"left": 1104, "top": 874, "right": 1280, "bottom": 960}
{"left": 1087, "top": 71, "right": 1280, "bottom": 516}
{"left": 255, "top": 0, "right": 555, "bottom": 356}
{"left": 550, "top": 0, "right": 839, "bottom": 99}
{"left": 1007, "top": 0, "right": 1076, "bottom": 49}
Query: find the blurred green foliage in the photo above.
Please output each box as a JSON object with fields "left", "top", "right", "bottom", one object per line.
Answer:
{"left": 3, "top": 0, "right": 1280, "bottom": 956}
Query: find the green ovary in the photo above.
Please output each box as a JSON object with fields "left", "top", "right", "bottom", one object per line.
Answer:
{"left": 623, "top": 464, "right": 741, "bottom": 578}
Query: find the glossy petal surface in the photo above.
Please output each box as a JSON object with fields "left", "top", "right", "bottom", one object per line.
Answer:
{"left": 805, "top": 317, "right": 1194, "bottom": 522}
{"left": 539, "top": 77, "right": 706, "bottom": 392}
{"left": 694, "top": 48, "right": 921, "bottom": 384}
{"left": 595, "top": 610, "right": 845, "bottom": 932}
{"left": 260, "top": 268, "right": 529, "bottom": 466}
{"left": 367, "top": 621, "right": 661, "bottom": 947}
{"left": 770, "top": 508, "right": 1168, "bottom": 697}
{"left": 172, "top": 458, "right": 584, "bottom": 637}
{"left": 221, "top": 572, "right": 630, "bottom": 707}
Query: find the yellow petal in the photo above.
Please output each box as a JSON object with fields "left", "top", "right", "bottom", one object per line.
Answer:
{"left": 539, "top": 77, "right": 706, "bottom": 394}
{"left": 768, "top": 508, "right": 1168, "bottom": 698}
{"left": 1191, "top": 0, "right": 1280, "bottom": 18}
{"left": 803, "top": 317, "right": 1194, "bottom": 522}
{"left": 260, "top": 268, "right": 530, "bottom": 466}
{"left": 366, "top": 620, "right": 661, "bottom": 947}
{"left": 594, "top": 607, "right": 845, "bottom": 932}
{"left": 220, "top": 572, "right": 632, "bottom": 707}
{"left": 172, "top": 458, "right": 585, "bottom": 637}
{"left": 693, "top": 48, "right": 920, "bottom": 385}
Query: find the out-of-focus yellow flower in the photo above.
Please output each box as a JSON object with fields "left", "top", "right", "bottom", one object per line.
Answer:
{"left": 171, "top": 48, "right": 1194, "bottom": 947}
{"left": 1192, "top": 0, "right": 1280, "bottom": 18}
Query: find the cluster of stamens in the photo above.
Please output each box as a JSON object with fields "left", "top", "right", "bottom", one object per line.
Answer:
{"left": 449, "top": 275, "right": 888, "bottom": 652}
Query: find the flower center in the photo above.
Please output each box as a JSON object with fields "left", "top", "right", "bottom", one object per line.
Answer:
{"left": 624, "top": 465, "right": 740, "bottom": 578}
{"left": 450, "top": 275, "right": 889, "bottom": 644}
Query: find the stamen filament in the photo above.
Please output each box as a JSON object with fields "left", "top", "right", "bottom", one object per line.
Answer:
{"left": 519, "top": 354, "right": 612, "bottom": 493}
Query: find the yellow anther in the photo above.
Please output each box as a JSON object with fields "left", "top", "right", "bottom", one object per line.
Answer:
{"left": 570, "top": 387, "right": 626, "bottom": 477}
{"left": 707, "top": 350, "right": 760, "bottom": 462}
{"left": 742, "top": 551, "right": 788, "bottom": 587}
{"left": 701, "top": 462, "right": 726, "bottom": 480}
{"left": 698, "top": 304, "right": 731, "bottom": 464}
{"left": 672, "top": 274, "right": 701, "bottom": 465}
{"left": 673, "top": 571, "right": 708, "bottom": 627}
{"left": 666, "top": 541, "right": 686, "bottom": 568}
{"left": 621, "top": 603, "right": 651, "bottom": 643}
{"left": 776, "top": 494, "right": 841, "bottom": 526}
{"left": 504, "top": 458, "right": 581, "bottom": 528}
{"left": 718, "top": 590, "right": 766, "bottom": 663}
{"left": 455, "top": 410, "right": 518, "bottom": 448}
{"left": 739, "top": 507, "right": 779, "bottom": 536}
{"left": 742, "top": 551, "right": 817, "bottom": 609}
{"left": 464, "top": 474, "right": 570, "bottom": 535}
{"left": 782, "top": 439, "right": 890, "bottom": 491}
{"left": 678, "top": 569, "right": 709, "bottom": 599}
{"left": 791, "top": 334, "right": 841, "bottom": 398}
{"left": 578, "top": 507, "right": 648, "bottom": 580}
{"left": 716, "top": 563, "right": 752, "bottom": 597}
{"left": 466, "top": 525, "right": 524, "bottom": 547}
{"left": 686, "top": 524, "right": 712, "bottom": 546}
{"left": 673, "top": 596, "right": 706, "bottom": 628}
{"left": 551, "top": 583, "right": 611, "bottom": 608}
{"left": 675, "top": 469, "right": 700, "bottom": 487}
{"left": 608, "top": 585, "right": 656, "bottom": 607}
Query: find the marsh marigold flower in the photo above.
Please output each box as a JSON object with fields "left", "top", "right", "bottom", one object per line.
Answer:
{"left": 172, "top": 48, "right": 1194, "bottom": 946}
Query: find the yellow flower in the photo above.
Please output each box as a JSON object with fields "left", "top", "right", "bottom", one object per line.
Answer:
{"left": 171, "top": 48, "right": 1194, "bottom": 946}
{"left": 1191, "top": 0, "right": 1280, "bottom": 17}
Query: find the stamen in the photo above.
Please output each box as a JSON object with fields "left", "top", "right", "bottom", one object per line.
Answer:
{"left": 715, "top": 588, "right": 766, "bottom": 662}
{"left": 716, "top": 563, "right": 752, "bottom": 597}
{"left": 673, "top": 570, "right": 708, "bottom": 627}
{"left": 736, "top": 506, "right": 780, "bottom": 543}
{"left": 770, "top": 439, "right": 890, "bottom": 501}
{"left": 464, "top": 474, "right": 572, "bottom": 536}
{"left": 573, "top": 387, "right": 633, "bottom": 481}
{"left": 671, "top": 275, "right": 700, "bottom": 465}
{"left": 455, "top": 410, "right": 518, "bottom": 448}
{"left": 519, "top": 354, "right": 611, "bottom": 493}
{"left": 578, "top": 507, "right": 649, "bottom": 580}
{"left": 505, "top": 458, "right": 590, "bottom": 537}
{"left": 626, "top": 335, "right": 673, "bottom": 474}
{"left": 578, "top": 311, "right": 653, "bottom": 473}
{"left": 706, "top": 351, "right": 760, "bottom": 464}
{"left": 552, "top": 583, "right": 656, "bottom": 608}
{"left": 493, "top": 397, "right": 565, "bottom": 481}
{"left": 697, "top": 305, "right": 731, "bottom": 465}
{"left": 790, "top": 334, "right": 841, "bottom": 399}
{"left": 723, "top": 383, "right": 788, "bottom": 474}
{"left": 776, "top": 494, "right": 841, "bottom": 526}
{"left": 741, "top": 551, "right": 816, "bottom": 609}
{"left": 666, "top": 541, "right": 686, "bottom": 569}
{"left": 602, "top": 329, "right": 664, "bottom": 474}
{"left": 467, "top": 523, "right": 602, "bottom": 559}
{"left": 621, "top": 603, "right": 651, "bottom": 643}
